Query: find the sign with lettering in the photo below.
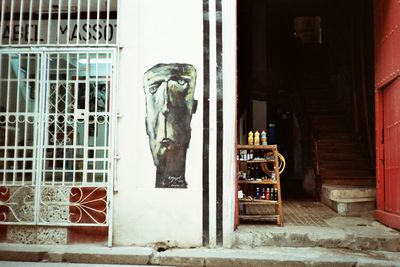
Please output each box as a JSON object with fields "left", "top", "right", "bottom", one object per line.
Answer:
{"left": 1, "top": 19, "right": 117, "bottom": 44}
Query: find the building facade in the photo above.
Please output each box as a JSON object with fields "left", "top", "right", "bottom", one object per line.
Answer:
{"left": 0, "top": 0, "right": 236, "bottom": 248}
{"left": 1, "top": 0, "right": 400, "bottom": 249}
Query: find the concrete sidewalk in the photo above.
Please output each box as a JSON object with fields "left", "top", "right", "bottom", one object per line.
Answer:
{"left": 1, "top": 243, "right": 400, "bottom": 267}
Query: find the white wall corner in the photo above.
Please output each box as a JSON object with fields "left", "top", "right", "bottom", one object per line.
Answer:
{"left": 222, "top": 0, "right": 237, "bottom": 248}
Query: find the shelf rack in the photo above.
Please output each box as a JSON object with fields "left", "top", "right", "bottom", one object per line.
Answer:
{"left": 237, "top": 144, "right": 284, "bottom": 225}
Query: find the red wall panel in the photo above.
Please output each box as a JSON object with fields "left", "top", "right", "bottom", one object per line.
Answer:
{"left": 374, "top": 0, "right": 400, "bottom": 229}
{"left": 383, "top": 79, "right": 400, "bottom": 214}
{"left": 374, "top": 0, "right": 400, "bottom": 89}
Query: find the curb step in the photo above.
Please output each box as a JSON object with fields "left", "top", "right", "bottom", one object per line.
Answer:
{"left": 1, "top": 244, "right": 400, "bottom": 267}
{"left": 155, "top": 247, "right": 400, "bottom": 267}
{"left": 234, "top": 226, "right": 400, "bottom": 253}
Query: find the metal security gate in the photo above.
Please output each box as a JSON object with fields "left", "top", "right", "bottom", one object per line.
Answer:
{"left": 0, "top": 0, "right": 119, "bottom": 246}
{"left": 0, "top": 51, "right": 41, "bottom": 225}
{"left": 0, "top": 49, "right": 117, "bottom": 243}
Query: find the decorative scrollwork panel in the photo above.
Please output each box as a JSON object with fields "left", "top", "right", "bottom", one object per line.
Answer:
{"left": 0, "top": 186, "right": 36, "bottom": 224}
{"left": 38, "top": 186, "right": 108, "bottom": 225}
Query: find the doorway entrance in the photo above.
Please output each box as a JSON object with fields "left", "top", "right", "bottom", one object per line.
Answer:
{"left": 236, "top": 0, "right": 375, "bottom": 226}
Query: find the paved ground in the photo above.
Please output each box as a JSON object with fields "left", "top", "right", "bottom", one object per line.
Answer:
{"left": 242, "top": 199, "right": 394, "bottom": 228}
{"left": 235, "top": 200, "right": 400, "bottom": 252}
{"left": 245, "top": 199, "right": 337, "bottom": 226}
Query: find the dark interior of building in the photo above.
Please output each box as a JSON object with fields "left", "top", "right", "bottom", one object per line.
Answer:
{"left": 237, "top": 0, "right": 375, "bottom": 200}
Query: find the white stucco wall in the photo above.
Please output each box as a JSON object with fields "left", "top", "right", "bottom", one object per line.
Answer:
{"left": 222, "top": 0, "right": 237, "bottom": 247}
{"left": 114, "top": 0, "right": 204, "bottom": 247}
{"left": 114, "top": 0, "right": 236, "bottom": 247}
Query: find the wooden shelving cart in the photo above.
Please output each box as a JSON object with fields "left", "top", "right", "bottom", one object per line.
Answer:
{"left": 237, "top": 144, "right": 284, "bottom": 226}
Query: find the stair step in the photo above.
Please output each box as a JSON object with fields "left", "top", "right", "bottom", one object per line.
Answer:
{"left": 321, "top": 185, "right": 376, "bottom": 215}
{"left": 319, "top": 153, "right": 369, "bottom": 161}
{"left": 319, "top": 165, "right": 372, "bottom": 172}
{"left": 302, "top": 89, "right": 336, "bottom": 95}
{"left": 322, "top": 180, "right": 375, "bottom": 187}
{"left": 318, "top": 134, "right": 356, "bottom": 141}
{"left": 317, "top": 147, "right": 367, "bottom": 155}
{"left": 307, "top": 107, "right": 342, "bottom": 113}
{"left": 301, "top": 86, "right": 333, "bottom": 92}
{"left": 316, "top": 129, "right": 353, "bottom": 135}
{"left": 311, "top": 113, "right": 346, "bottom": 119}
{"left": 318, "top": 142, "right": 361, "bottom": 148}
{"left": 158, "top": 247, "right": 400, "bottom": 267}
{"left": 306, "top": 101, "right": 341, "bottom": 106}
{"left": 318, "top": 139, "right": 357, "bottom": 145}
{"left": 2, "top": 244, "right": 399, "bottom": 267}
{"left": 322, "top": 185, "right": 376, "bottom": 199}
{"left": 306, "top": 101, "right": 340, "bottom": 106}
{"left": 320, "top": 171, "right": 374, "bottom": 178}
{"left": 319, "top": 160, "right": 372, "bottom": 169}
{"left": 234, "top": 223, "right": 400, "bottom": 253}
{"left": 311, "top": 117, "right": 344, "bottom": 123}
{"left": 321, "top": 176, "right": 375, "bottom": 186}
{"left": 321, "top": 174, "right": 375, "bottom": 179}
{"left": 318, "top": 149, "right": 369, "bottom": 156}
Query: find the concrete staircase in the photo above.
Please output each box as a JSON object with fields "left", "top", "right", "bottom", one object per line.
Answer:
{"left": 299, "top": 75, "right": 376, "bottom": 215}
{"left": 301, "top": 78, "right": 375, "bottom": 187}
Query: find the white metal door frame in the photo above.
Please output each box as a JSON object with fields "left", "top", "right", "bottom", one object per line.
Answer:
{"left": 0, "top": 47, "right": 117, "bottom": 246}
{"left": 0, "top": 50, "right": 41, "bottom": 226}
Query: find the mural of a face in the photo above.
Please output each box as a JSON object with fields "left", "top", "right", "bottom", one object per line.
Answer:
{"left": 143, "top": 63, "right": 197, "bottom": 188}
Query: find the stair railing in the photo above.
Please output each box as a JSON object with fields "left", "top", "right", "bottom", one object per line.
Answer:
{"left": 312, "top": 133, "right": 321, "bottom": 201}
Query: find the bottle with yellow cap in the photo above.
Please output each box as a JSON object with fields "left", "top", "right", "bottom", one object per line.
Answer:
{"left": 254, "top": 131, "right": 260, "bottom": 145}
{"left": 248, "top": 131, "right": 254, "bottom": 145}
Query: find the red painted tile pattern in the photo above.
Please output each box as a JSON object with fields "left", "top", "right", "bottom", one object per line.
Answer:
{"left": 0, "top": 187, "right": 9, "bottom": 241}
{"left": 69, "top": 187, "right": 107, "bottom": 224}
{"left": 68, "top": 187, "right": 108, "bottom": 243}
{"left": 0, "top": 186, "right": 9, "bottom": 223}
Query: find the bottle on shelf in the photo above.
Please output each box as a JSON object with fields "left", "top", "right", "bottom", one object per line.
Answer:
{"left": 269, "top": 123, "right": 276, "bottom": 144}
{"left": 248, "top": 131, "right": 254, "bottom": 145}
{"left": 261, "top": 130, "right": 267, "bottom": 145}
{"left": 255, "top": 187, "right": 260, "bottom": 199}
{"left": 238, "top": 186, "right": 244, "bottom": 199}
{"left": 261, "top": 188, "right": 266, "bottom": 199}
{"left": 254, "top": 131, "right": 260, "bottom": 145}
{"left": 266, "top": 188, "right": 270, "bottom": 200}
{"left": 254, "top": 166, "right": 260, "bottom": 179}
{"left": 271, "top": 170, "right": 276, "bottom": 181}
{"left": 274, "top": 188, "right": 278, "bottom": 200}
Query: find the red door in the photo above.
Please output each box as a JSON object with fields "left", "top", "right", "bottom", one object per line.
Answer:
{"left": 374, "top": 0, "right": 400, "bottom": 230}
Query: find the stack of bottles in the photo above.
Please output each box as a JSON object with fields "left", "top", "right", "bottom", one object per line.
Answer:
{"left": 256, "top": 187, "right": 278, "bottom": 201}
{"left": 248, "top": 130, "right": 267, "bottom": 145}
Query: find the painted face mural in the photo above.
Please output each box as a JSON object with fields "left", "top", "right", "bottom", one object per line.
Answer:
{"left": 143, "top": 63, "right": 197, "bottom": 188}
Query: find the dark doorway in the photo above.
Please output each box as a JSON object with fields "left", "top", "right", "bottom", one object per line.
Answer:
{"left": 237, "top": 0, "right": 375, "bottom": 201}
